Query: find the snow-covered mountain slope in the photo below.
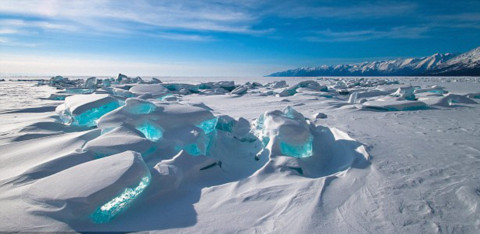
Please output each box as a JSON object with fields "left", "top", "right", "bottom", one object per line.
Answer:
{"left": 429, "top": 47, "right": 480, "bottom": 76}
{"left": 268, "top": 46, "right": 480, "bottom": 77}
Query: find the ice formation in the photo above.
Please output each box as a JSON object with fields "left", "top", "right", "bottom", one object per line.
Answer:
{"left": 24, "top": 151, "right": 150, "bottom": 223}
{"left": 254, "top": 106, "right": 313, "bottom": 158}
{"left": 4, "top": 76, "right": 479, "bottom": 232}
{"left": 56, "top": 94, "right": 120, "bottom": 127}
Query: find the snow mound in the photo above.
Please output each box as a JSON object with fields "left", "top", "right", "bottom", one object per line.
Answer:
{"left": 432, "top": 94, "right": 478, "bottom": 107}
{"left": 23, "top": 151, "right": 150, "bottom": 223}
{"left": 362, "top": 98, "right": 428, "bottom": 111}
{"left": 129, "top": 84, "right": 168, "bottom": 97}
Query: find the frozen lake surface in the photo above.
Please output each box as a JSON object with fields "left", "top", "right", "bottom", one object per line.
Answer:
{"left": 0, "top": 76, "right": 479, "bottom": 233}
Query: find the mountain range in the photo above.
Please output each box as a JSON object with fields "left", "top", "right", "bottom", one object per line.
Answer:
{"left": 267, "top": 46, "right": 480, "bottom": 77}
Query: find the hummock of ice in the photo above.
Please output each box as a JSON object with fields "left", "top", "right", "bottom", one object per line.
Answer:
{"left": 23, "top": 151, "right": 150, "bottom": 223}
{"left": 391, "top": 86, "right": 416, "bottom": 100}
{"left": 56, "top": 94, "right": 120, "bottom": 127}
{"left": 129, "top": 84, "right": 168, "bottom": 97}
{"left": 254, "top": 106, "right": 313, "bottom": 158}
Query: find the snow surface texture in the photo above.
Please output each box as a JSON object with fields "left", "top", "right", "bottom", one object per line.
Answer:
{"left": 0, "top": 75, "right": 479, "bottom": 232}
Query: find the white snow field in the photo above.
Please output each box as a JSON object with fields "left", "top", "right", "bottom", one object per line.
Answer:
{"left": 0, "top": 76, "right": 479, "bottom": 233}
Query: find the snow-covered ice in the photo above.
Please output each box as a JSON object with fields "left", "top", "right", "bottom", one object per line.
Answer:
{"left": 0, "top": 75, "right": 479, "bottom": 232}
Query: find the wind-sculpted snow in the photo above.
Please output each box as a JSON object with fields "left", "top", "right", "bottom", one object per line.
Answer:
{"left": 1, "top": 76, "right": 479, "bottom": 232}
{"left": 2, "top": 87, "right": 371, "bottom": 227}
{"left": 23, "top": 151, "right": 150, "bottom": 223}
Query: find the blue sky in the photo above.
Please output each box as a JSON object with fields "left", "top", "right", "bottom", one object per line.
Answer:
{"left": 1, "top": 0, "right": 480, "bottom": 77}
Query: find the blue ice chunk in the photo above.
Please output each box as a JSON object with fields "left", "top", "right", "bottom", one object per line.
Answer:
{"left": 280, "top": 136, "right": 313, "bottom": 158}
{"left": 102, "top": 79, "right": 111, "bottom": 87}
{"left": 90, "top": 175, "right": 151, "bottom": 224}
{"left": 136, "top": 123, "right": 163, "bottom": 141}
{"left": 284, "top": 106, "right": 301, "bottom": 119}
{"left": 127, "top": 102, "right": 156, "bottom": 114}
{"left": 215, "top": 116, "right": 235, "bottom": 132}
{"left": 197, "top": 118, "right": 218, "bottom": 134}
{"left": 72, "top": 101, "right": 120, "bottom": 127}
{"left": 255, "top": 114, "right": 265, "bottom": 132}
{"left": 183, "top": 143, "right": 204, "bottom": 156}
{"left": 157, "top": 94, "right": 173, "bottom": 101}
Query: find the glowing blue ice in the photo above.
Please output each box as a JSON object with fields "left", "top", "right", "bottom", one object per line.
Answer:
{"left": 215, "top": 117, "right": 235, "bottom": 132}
{"left": 127, "top": 102, "right": 156, "bottom": 114}
{"left": 182, "top": 143, "right": 205, "bottom": 156}
{"left": 197, "top": 118, "right": 218, "bottom": 134}
{"left": 157, "top": 94, "right": 173, "bottom": 101}
{"left": 72, "top": 101, "right": 120, "bottom": 127}
{"left": 90, "top": 175, "right": 151, "bottom": 224}
{"left": 136, "top": 123, "right": 163, "bottom": 141}
{"left": 280, "top": 136, "right": 313, "bottom": 158}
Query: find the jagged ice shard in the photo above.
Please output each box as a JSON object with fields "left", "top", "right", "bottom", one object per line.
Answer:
{"left": 254, "top": 106, "right": 314, "bottom": 158}
{"left": 136, "top": 122, "right": 163, "bottom": 142}
{"left": 90, "top": 175, "right": 151, "bottom": 224}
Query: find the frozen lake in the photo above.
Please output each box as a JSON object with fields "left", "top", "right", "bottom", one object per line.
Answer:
{"left": 0, "top": 76, "right": 479, "bottom": 233}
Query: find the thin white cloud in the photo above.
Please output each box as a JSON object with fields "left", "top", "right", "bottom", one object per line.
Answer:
{"left": 0, "top": 0, "right": 265, "bottom": 37}
{"left": 0, "top": 37, "right": 38, "bottom": 47}
{"left": 266, "top": 2, "right": 417, "bottom": 19}
{"left": 0, "top": 29, "right": 19, "bottom": 34}
{"left": 304, "top": 27, "right": 429, "bottom": 42}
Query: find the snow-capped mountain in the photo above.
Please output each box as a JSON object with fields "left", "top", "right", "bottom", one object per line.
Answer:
{"left": 268, "top": 46, "right": 480, "bottom": 77}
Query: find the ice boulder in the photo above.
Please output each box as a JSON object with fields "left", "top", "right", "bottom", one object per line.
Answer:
{"left": 362, "top": 97, "right": 428, "bottom": 111}
{"left": 278, "top": 80, "right": 327, "bottom": 97}
{"left": 23, "top": 151, "right": 151, "bottom": 223}
{"left": 112, "top": 88, "right": 135, "bottom": 98}
{"left": 129, "top": 84, "right": 168, "bottom": 97}
{"left": 278, "top": 87, "right": 298, "bottom": 97}
{"left": 56, "top": 94, "right": 120, "bottom": 127}
{"left": 254, "top": 106, "right": 313, "bottom": 158}
{"left": 97, "top": 99, "right": 216, "bottom": 156}
{"left": 348, "top": 92, "right": 358, "bottom": 104}
{"left": 313, "top": 112, "right": 327, "bottom": 119}
{"left": 414, "top": 85, "right": 447, "bottom": 95}
{"left": 231, "top": 85, "right": 248, "bottom": 95}
{"left": 391, "top": 86, "right": 416, "bottom": 100}
{"left": 296, "top": 80, "right": 327, "bottom": 92}
{"left": 433, "top": 94, "right": 478, "bottom": 107}
{"left": 102, "top": 78, "right": 112, "bottom": 87}
{"left": 214, "top": 81, "right": 236, "bottom": 91}
{"left": 268, "top": 80, "right": 287, "bottom": 89}
{"left": 83, "top": 126, "right": 155, "bottom": 158}
{"left": 162, "top": 83, "right": 198, "bottom": 94}
{"left": 84, "top": 77, "right": 97, "bottom": 89}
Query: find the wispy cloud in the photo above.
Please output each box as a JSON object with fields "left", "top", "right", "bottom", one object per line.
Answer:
{"left": 0, "top": 0, "right": 266, "bottom": 39}
{"left": 427, "top": 13, "right": 480, "bottom": 29}
{"left": 304, "top": 27, "right": 430, "bottom": 42}
{"left": 267, "top": 1, "right": 417, "bottom": 19}
{"left": 0, "top": 37, "right": 39, "bottom": 47}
